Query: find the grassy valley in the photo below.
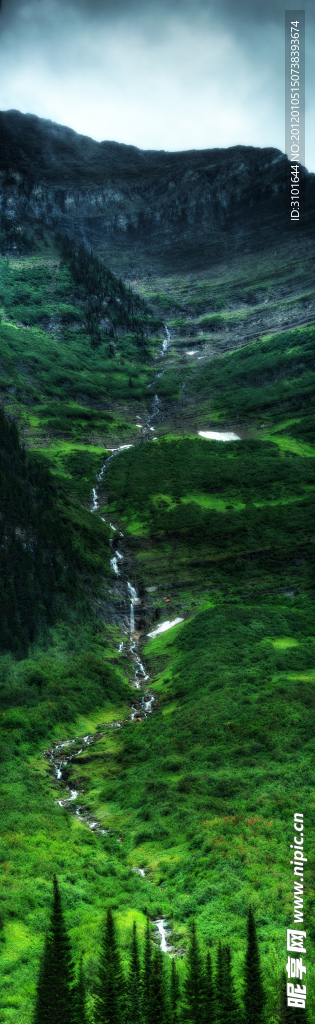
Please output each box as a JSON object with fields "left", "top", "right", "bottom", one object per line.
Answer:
{"left": 0, "top": 227, "right": 314, "bottom": 1022}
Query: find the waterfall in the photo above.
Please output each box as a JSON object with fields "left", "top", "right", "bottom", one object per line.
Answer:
{"left": 152, "top": 394, "right": 161, "bottom": 419}
{"left": 155, "top": 919, "right": 170, "bottom": 952}
{"left": 162, "top": 324, "right": 170, "bottom": 354}
{"left": 127, "top": 581, "right": 138, "bottom": 633}
{"left": 110, "top": 549, "right": 123, "bottom": 576}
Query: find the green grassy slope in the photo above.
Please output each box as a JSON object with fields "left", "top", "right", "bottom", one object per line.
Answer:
{"left": 0, "top": 234, "right": 314, "bottom": 1022}
{"left": 0, "top": 240, "right": 165, "bottom": 1019}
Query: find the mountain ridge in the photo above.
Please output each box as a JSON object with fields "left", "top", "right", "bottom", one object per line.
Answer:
{"left": 2, "top": 109, "right": 314, "bottom": 271}
{"left": 1, "top": 108, "right": 289, "bottom": 171}
{"left": 1, "top": 110, "right": 315, "bottom": 1022}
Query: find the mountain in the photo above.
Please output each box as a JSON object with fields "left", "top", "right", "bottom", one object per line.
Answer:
{"left": 1, "top": 109, "right": 315, "bottom": 272}
{"left": 0, "top": 111, "right": 315, "bottom": 1024}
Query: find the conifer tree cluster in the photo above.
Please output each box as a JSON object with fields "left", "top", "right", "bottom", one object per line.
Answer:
{"left": 33, "top": 883, "right": 302, "bottom": 1024}
{"left": 181, "top": 923, "right": 240, "bottom": 1024}
{"left": 56, "top": 233, "right": 159, "bottom": 353}
{"left": 0, "top": 407, "right": 78, "bottom": 656}
{"left": 33, "top": 876, "right": 81, "bottom": 1024}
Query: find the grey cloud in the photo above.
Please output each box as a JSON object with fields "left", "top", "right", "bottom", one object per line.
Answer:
{"left": 0, "top": 0, "right": 314, "bottom": 169}
{"left": 2, "top": 0, "right": 314, "bottom": 22}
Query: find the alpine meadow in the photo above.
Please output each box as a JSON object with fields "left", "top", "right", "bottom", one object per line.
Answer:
{"left": 0, "top": 110, "right": 314, "bottom": 1023}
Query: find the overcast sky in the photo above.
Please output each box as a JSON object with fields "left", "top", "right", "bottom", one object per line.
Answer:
{"left": 1, "top": 0, "right": 314, "bottom": 169}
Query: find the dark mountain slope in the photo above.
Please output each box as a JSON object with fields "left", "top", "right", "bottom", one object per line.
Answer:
{"left": 0, "top": 405, "right": 114, "bottom": 656}
{"left": 1, "top": 110, "right": 314, "bottom": 271}
{"left": 0, "top": 407, "right": 76, "bottom": 654}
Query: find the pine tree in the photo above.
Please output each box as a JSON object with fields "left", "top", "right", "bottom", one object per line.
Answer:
{"left": 126, "top": 973, "right": 144, "bottom": 1024}
{"left": 215, "top": 941, "right": 226, "bottom": 1024}
{"left": 150, "top": 945, "right": 168, "bottom": 1024}
{"left": 170, "top": 958, "right": 180, "bottom": 1024}
{"left": 95, "top": 907, "right": 125, "bottom": 1024}
{"left": 142, "top": 917, "right": 152, "bottom": 1024}
{"left": 33, "top": 875, "right": 76, "bottom": 1024}
{"left": 181, "top": 921, "right": 204, "bottom": 1024}
{"left": 221, "top": 945, "right": 241, "bottom": 1024}
{"left": 126, "top": 921, "right": 143, "bottom": 1023}
{"left": 203, "top": 950, "right": 215, "bottom": 1024}
{"left": 243, "top": 908, "right": 265, "bottom": 1024}
{"left": 73, "top": 955, "right": 88, "bottom": 1024}
{"left": 129, "top": 920, "right": 141, "bottom": 986}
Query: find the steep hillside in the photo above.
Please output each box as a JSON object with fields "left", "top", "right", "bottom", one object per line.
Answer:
{"left": 0, "top": 129, "right": 314, "bottom": 1023}
{"left": 0, "top": 406, "right": 80, "bottom": 655}
{"left": 1, "top": 109, "right": 315, "bottom": 275}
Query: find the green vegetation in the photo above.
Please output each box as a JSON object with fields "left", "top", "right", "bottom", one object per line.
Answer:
{"left": 96, "top": 906, "right": 125, "bottom": 1023}
{"left": 33, "top": 875, "right": 76, "bottom": 1024}
{"left": 30, "top": 889, "right": 270, "bottom": 1024}
{"left": 0, "top": 312, "right": 154, "bottom": 406}
{"left": 57, "top": 234, "right": 162, "bottom": 354}
{"left": 0, "top": 244, "right": 162, "bottom": 415}
{"left": 186, "top": 323, "right": 315, "bottom": 424}
{"left": 0, "top": 405, "right": 98, "bottom": 656}
{"left": 30, "top": 888, "right": 310, "bottom": 1023}
{"left": 0, "top": 233, "right": 314, "bottom": 1022}
{"left": 244, "top": 907, "right": 266, "bottom": 1024}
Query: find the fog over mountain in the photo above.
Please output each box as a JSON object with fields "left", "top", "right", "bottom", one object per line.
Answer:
{"left": 1, "top": 0, "right": 314, "bottom": 165}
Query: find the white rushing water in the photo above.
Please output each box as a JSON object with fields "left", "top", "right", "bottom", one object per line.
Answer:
{"left": 155, "top": 919, "right": 172, "bottom": 953}
{"left": 161, "top": 324, "right": 170, "bottom": 354}
{"left": 151, "top": 394, "right": 161, "bottom": 420}
{"left": 57, "top": 788, "right": 79, "bottom": 807}
{"left": 147, "top": 617, "right": 184, "bottom": 638}
{"left": 134, "top": 656, "right": 149, "bottom": 684}
{"left": 198, "top": 430, "right": 240, "bottom": 441}
{"left": 127, "top": 581, "right": 138, "bottom": 633}
{"left": 45, "top": 733, "right": 112, "bottom": 832}
{"left": 110, "top": 549, "right": 123, "bottom": 577}
{"left": 147, "top": 370, "right": 166, "bottom": 390}
{"left": 143, "top": 694, "right": 154, "bottom": 713}
{"left": 46, "top": 364, "right": 173, "bottom": 889}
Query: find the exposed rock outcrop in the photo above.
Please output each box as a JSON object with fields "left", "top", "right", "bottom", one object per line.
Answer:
{"left": 1, "top": 109, "right": 314, "bottom": 270}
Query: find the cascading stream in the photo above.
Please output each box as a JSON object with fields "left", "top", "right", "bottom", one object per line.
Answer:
{"left": 110, "top": 549, "right": 123, "bottom": 576}
{"left": 127, "top": 581, "right": 138, "bottom": 633}
{"left": 162, "top": 324, "right": 170, "bottom": 353}
{"left": 44, "top": 323, "right": 242, "bottom": 955}
{"left": 155, "top": 919, "right": 172, "bottom": 953}
{"left": 45, "top": 731, "right": 122, "bottom": 834}
{"left": 92, "top": 443, "right": 156, "bottom": 717}
{"left": 45, "top": 330, "right": 175, "bottom": 948}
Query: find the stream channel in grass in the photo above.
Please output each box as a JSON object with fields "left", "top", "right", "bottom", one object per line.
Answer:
{"left": 45, "top": 326, "right": 244, "bottom": 953}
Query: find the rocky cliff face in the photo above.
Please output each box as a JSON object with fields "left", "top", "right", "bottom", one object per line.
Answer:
{"left": 1, "top": 110, "right": 314, "bottom": 271}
